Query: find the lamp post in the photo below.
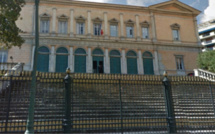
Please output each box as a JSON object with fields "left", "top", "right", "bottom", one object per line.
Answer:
{"left": 25, "top": 0, "right": 40, "bottom": 133}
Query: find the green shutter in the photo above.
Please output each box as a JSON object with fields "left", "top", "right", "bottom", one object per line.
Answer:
{"left": 75, "top": 55, "right": 86, "bottom": 73}
{"left": 143, "top": 58, "right": 154, "bottom": 75}
{"left": 56, "top": 55, "right": 68, "bottom": 72}
{"left": 127, "top": 58, "right": 137, "bottom": 74}
{"left": 37, "top": 53, "right": 49, "bottom": 72}
{"left": 110, "top": 57, "right": 121, "bottom": 74}
{"left": 93, "top": 56, "right": 103, "bottom": 73}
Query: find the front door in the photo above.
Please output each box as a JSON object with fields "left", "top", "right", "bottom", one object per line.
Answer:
{"left": 93, "top": 56, "right": 103, "bottom": 73}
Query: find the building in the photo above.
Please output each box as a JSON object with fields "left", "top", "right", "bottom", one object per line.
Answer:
{"left": 198, "top": 19, "right": 215, "bottom": 51}
{"left": 2, "top": 0, "right": 201, "bottom": 75}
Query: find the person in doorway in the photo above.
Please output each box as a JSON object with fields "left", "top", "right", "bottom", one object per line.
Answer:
{"left": 98, "top": 64, "right": 103, "bottom": 73}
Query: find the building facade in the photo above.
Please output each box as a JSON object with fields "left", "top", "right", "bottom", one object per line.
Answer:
{"left": 4, "top": 0, "right": 201, "bottom": 75}
{"left": 198, "top": 19, "right": 215, "bottom": 51}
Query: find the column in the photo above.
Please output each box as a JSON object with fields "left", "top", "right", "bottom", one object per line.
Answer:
{"left": 150, "top": 12, "right": 157, "bottom": 42}
{"left": 104, "top": 48, "right": 110, "bottom": 74}
{"left": 137, "top": 50, "right": 143, "bottom": 74}
{"left": 153, "top": 50, "right": 160, "bottom": 75}
{"left": 120, "top": 13, "right": 124, "bottom": 38}
{"left": 52, "top": 8, "right": 57, "bottom": 34}
{"left": 87, "top": 47, "right": 93, "bottom": 73}
{"left": 194, "top": 18, "right": 201, "bottom": 45}
{"left": 70, "top": 9, "right": 74, "bottom": 37}
{"left": 104, "top": 12, "right": 108, "bottom": 39}
{"left": 121, "top": 49, "right": 127, "bottom": 74}
{"left": 30, "top": 45, "right": 35, "bottom": 71}
{"left": 87, "top": 10, "right": 91, "bottom": 37}
{"left": 69, "top": 46, "right": 74, "bottom": 73}
{"left": 49, "top": 46, "right": 56, "bottom": 72}
{"left": 32, "top": 5, "right": 35, "bottom": 35}
{"left": 136, "top": 15, "right": 141, "bottom": 40}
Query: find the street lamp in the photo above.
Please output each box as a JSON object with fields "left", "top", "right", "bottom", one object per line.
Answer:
{"left": 25, "top": 0, "right": 40, "bottom": 134}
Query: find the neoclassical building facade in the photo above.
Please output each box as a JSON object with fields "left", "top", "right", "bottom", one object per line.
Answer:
{"left": 8, "top": 0, "right": 201, "bottom": 75}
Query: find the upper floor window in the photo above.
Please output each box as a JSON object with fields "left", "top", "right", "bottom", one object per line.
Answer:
{"left": 92, "top": 17, "right": 103, "bottom": 36}
{"left": 171, "top": 23, "right": 180, "bottom": 41}
{"left": 109, "top": 18, "right": 119, "bottom": 37}
{"left": 203, "top": 32, "right": 210, "bottom": 37}
{"left": 175, "top": 55, "right": 184, "bottom": 70}
{"left": 40, "top": 13, "right": 51, "bottom": 33}
{"left": 58, "top": 15, "right": 68, "bottom": 34}
{"left": 75, "top": 16, "right": 86, "bottom": 35}
{"left": 125, "top": 19, "right": 135, "bottom": 38}
{"left": 0, "top": 50, "right": 7, "bottom": 63}
{"left": 140, "top": 21, "right": 150, "bottom": 39}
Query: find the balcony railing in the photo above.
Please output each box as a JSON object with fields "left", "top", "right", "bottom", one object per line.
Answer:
{"left": 194, "top": 69, "right": 215, "bottom": 81}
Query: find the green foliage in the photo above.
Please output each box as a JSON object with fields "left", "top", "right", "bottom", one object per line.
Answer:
{"left": 197, "top": 50, "right": 215, "bottom": 72}
{"left": 0, "top": 0, "right": 25, "bottom": 48}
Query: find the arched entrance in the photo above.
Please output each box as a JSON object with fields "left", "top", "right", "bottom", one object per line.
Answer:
{"left": 127, "top": 50, "right": 137, "bottom": 74}
{"left": 92, "top": 48, "right": 104, "bottom": 73}
{"left": 74, "top": 48, "right": 86, "bottom": 73}
{"left": 37, "top": 46, "right": 49, "bottom": 72}
{"left": 56, "top": 47, "right": 68, "bottom": 72}
{"left": 110, "top": 50, "right": 121, "bottom": 74}
{"left": 143, "top": 51, "right": 154, "bottom": 75}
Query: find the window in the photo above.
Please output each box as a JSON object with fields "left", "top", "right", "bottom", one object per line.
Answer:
{"left": 58, "top": 21, "right": 68, "bottom": 34}
{"left": 203, "top": 32, "right": 210, "bottom": 37}
{"left": 175, "top": 56, "right": 184, "bottom": 70}
{"left": 94, "top": 24, "right": 102, "bottom": 36}
{"left": 75, "top": 16, "right": 86, "bottom": 35}
{"left": 0, "top": 50, "right": 7, "bottom": 63}
{"left": 40, "top": 20, "right": 49, "bottom": 33}
{"left": 142, "top": 27, "right": 149, "bottom": 39}
{"left": 40, "top": 13, "right": 50, "bottom": 33}
{"left": 76, "top": 23, "right": 85, "bottom": 35}
{"left": 173, "top": 30, "right": 180, "bottom": 41}
{"left": 171, "top": 23, "right": 180, "bottom": 41}
{"left": 110, "top": 25, "right": 118, "bottom": 37}
{"left": 126, "top": 26, "right": 133, "bottom": 38}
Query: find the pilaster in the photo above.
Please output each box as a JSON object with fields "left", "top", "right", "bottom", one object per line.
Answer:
{"left": 49, "top": 45, "right": 56, "bottom": 72}
{"left": 87, "top": 47, "right": 93, "bottom": 73}
{"left": 104, "top": 48, "right": 110, "bottom": 73}
{"left": 137, "top": 50, "right": 144, "bottom": 74}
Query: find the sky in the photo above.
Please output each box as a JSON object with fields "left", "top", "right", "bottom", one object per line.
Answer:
{"left": 76, "top": 0, "right": 215, "bottom": 24}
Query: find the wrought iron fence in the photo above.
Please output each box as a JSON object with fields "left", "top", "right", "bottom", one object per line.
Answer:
{"left": 0, "top": 72, "right": 215, "bottom": 133}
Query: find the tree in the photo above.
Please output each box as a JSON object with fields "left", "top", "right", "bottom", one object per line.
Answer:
{"left": 0, "top": 0, "right": 25, "bottom": 48}
{"left": 197, "top": 50, "right": 215, "bottom": 72}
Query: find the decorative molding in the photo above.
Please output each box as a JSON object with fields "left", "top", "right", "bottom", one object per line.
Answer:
{"left": 40, "top": 13, "right": 51, "bottom": 20}
{"left": 108, "top": 18, "right": 119, "bottom": 25}
{"left": 170, "top": 23, "right": 180, "bottom": 30}
{"left": 125, "top": 19, "right": 135, "bottom": 27}
{"left": 75, "top": 15, "right": 86, "bottom": 23}
{"left": 57, "top": 14, "right": 69, "bottom": 21}
{"left": 92, "top": 17, "right": 103, "bottom": 24}
{"left": 140, "top": 21, "right": 150, "bottom": 27}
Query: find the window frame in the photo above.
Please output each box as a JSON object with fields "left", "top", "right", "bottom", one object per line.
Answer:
{"left": 175, "top": 55, "right": 184, "bottom": 71}
{"left": 110, "top": 25, "right": 118, "bottom": 37}
{"left": 0, "top": 50, "right": 8, "bottom": 63}
{"left": 125, "top": 19, "right": 135, "bottom": 38}
{"left": 40, "top": 13, "right": 51, "bottom": 34}
{"left": 171, "top": 23, "right": 181, "bottom": 41}
{"left": 75, "top": 16, "right": 86, "bottom": 35}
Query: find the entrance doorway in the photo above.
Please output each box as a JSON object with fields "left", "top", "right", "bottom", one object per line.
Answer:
{"left": 93, "top": 56, "right": 103, "bottom": 73}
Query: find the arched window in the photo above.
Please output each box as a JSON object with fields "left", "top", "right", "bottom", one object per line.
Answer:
{"left": 143, "top": 51, "right": 154, "bottom": 75}
{"left": 92, "top": 48, "right": 104, "bottom": 73}
{"left": 75, "top": 48, "right": 86, "bottom": 73}
{"left": 110, "top": 50, "right": 121, "bottom": 74}
{"left": 37, "top": 46, "right": 49, "bottom": 72}
{"left": 56, "top": 47, "right": 68, "bottom": 72}
{"left": 127, "top": 50, "right": 137, "bottom": 74}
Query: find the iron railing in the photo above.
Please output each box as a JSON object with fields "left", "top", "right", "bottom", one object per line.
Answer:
{"left": 0, "top": 72, "right": 215, "bottom": 133}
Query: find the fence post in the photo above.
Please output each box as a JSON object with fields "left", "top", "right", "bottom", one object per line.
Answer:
{"left": 63, "top": 68, "right": 71, "bottom": 133}
{"left": 119, "top": 79, "right": 123, "bottom": 134}
{"left": 162, "top": 71, "right": 177, "bottom": 133}
{"left": 209, "top": 82, "right": 215, "bottom": 117}
{"left": 5, "top": 75, "right": 13, "bottom": 133}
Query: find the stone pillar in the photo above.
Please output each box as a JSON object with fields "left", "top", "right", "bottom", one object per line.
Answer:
{"left": 49, "top": 46, "right": 56, "bottom": 72}
{"left": 153, "top": 50, "right": 160, "bottom": 75}
{"left": 32, "top": 5, "right": 35, "bottom": 35}
{"left": 104, "top": 12, "right": 108, "bottom": 39}
{"left": 30, "top": 45, "right": 35, "bottom": 71}
{"left": 194, "top": 18, "right": 201, "bottom": 45}
{"left": 136, "top": 15, "right": 141, "bottom": 40}
{"left": 87, "top": 47, "right": 93, "bottom": 73}
{"left": 137, "top": 50, "right": 143, "bottom": 74}
{"left": 120, "top": 13, "right": 124, "bottom": 38}
{"left": 70, "top": 9, "right": 74, "bottom": 37}
{"left": 69, "top": 46, "right": 74, "bottom": 73}
{"left": 121, "top": 49, "right": 127, "bottom": 74}
{"left": 52, "top": 8, "right": 57, "bottom": 34}
{"left": 150, "top": 12, "right": 157, "bottom": 42}
{"left": 87, "top": 10, "right": 91, "bottom": 37}
{"left": 104, "top": 48, "right": 110, "bottom": 74}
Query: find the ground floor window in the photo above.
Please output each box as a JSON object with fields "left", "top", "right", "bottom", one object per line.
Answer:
{"left": 143, "top": 51, "right": 154, "bottom": 75}
{"left": 37, "top": 46, "right": 49, "bottom": 72}
{"left": 75, "top": 48, "right": 86, "bottom": 73}
{"left": 127, "top": 50, "right": 137, "bottom": 74}
{"left": 56, "top": 47, "right": 68, "bottom": 72}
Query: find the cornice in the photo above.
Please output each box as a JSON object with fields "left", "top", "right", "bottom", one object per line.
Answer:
{"left": 25, "top": 0, "right": 198, "bottom": 17}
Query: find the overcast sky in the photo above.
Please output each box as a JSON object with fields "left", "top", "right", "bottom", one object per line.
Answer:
{"left": 76, "top": 0, "right": 215, "bottom": 24}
